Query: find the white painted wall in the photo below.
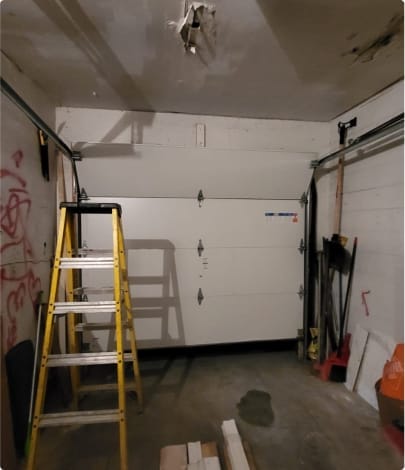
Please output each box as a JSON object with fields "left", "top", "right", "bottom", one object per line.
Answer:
{"left": 315, "top": 80, "right": 404, "bottom": 407}
{"left": 0, "top": 54, "right": 57, "bottom": 352}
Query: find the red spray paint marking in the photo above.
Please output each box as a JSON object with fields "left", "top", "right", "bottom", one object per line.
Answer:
{"left": 1, "top": 151, "right": 41, "bottom": 350}
{"left": 12, "top": 150, "right": 24, "bottom": 168}
{"left": 361, "top": 290, "right": 371, "bottom": 316}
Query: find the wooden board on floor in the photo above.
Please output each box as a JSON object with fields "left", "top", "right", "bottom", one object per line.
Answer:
{"left": 188, "top": 457, "right": 221, "bottom": 470}
{"left": 160, "top": 442, "right": 219, "bottom": 470}
{"left": 160, "top": 444, "right": 187, "bottom": 470}
{"left": 201, "top": 442, "right": 219, "bottom": 458}
{"left": 188, "top": 441, "right": 202, "bottom": 463}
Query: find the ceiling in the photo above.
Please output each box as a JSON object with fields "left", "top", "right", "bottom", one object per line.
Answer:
{"left": 1, "top": 0, "right": 403, "bottom": 121}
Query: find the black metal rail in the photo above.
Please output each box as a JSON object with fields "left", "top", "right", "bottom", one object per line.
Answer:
{"left": 316, "top": 112, "right": 404, "bottom": 167}
{"left": 0, "top": 77, "right": 81, "bottom": 197}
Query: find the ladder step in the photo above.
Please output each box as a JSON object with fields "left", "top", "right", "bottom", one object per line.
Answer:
{"left": 39, "top": 409, "right": 120, "bottom": 427}
{"left": 59, "top": 257, "right": 114, "bottom": 269}
{"left": 53, "top": 301, "right": 116, "bottom": 314}
{"left": 74, "top": 286, "right": 115, "bottom": 295}
{"left": 75, "top": 321, "right": 130, "bottom": 331}
{"left": 79, "top": 381, "right": 138, "bottom": 393}
{"left": 76, "top": 248, "right": 113, "bottom": 256}
{"left": 47, "top": 352, "right": 134, "bottom": 367}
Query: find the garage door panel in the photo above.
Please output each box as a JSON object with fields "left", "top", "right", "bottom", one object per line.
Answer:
{"left": 128, "top": 248, "right": 200, "bottom": 299}
{"left": 200, "top": 200, "right": 303, "bottom": 247}
{"left": 121, "top": 199, "right": 200, "bottom": 248}
{"left": 79, "top": 147, "right": 314, "bottom": 200}
{"left": 181, "top": 294, "right": 302, "bottom": 345}
{"left": 199, "top": 248, "right": 302, "bottom": 295}
{"left": 83, "top": 196, "right": 304, "bottom": 348}
{"left": 84, "top": 198, "right": 304, "bottom": 249}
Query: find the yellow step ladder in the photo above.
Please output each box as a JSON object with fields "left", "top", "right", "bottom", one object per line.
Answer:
{"left": 27, "top": 202, "right": 143, "bottom": 470}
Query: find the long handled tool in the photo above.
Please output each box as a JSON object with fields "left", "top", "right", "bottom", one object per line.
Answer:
{"left": 337, "top": 237, "right": 358, "bottom": 356}
{"left": 25, "top": 292, "right": 44, "bottom": 456}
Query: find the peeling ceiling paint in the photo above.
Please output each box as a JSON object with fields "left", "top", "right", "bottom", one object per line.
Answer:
{"left": 0, "top": 0, "right": 403, "bottom": 121}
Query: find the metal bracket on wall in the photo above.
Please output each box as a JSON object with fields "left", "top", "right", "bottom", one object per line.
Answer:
{"left": 300, "top": 192, "right": 308, "bottom": 206}
{"left": 310, "top": 160, "right": 320, "bottom": 168}
{"left": 298, "top": 239, "right": 305, "bottom": 254}
{"left": 197, "top": 239, "right": 204, "bottom": 257}
{"left": 338, "top": 117, "right": 357, "bottom": 145}
{"left": 297, "top": 285, "right": 305, "bottom": 300}
{"left": 79, "top": 188, "right": 89, "bottom": 201}
{"left": 197, "top": 189, "right": 204, "bottom": 207}
{"left": 197, "top": 288, "right": 204, "bottom": 305}
{"left": 72, "top": 150, "right": 82, "bottom": 161}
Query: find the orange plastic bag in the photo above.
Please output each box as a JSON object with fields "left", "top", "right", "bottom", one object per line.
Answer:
{"left": 380, "top": 344, "right": 404, "bottom": 401}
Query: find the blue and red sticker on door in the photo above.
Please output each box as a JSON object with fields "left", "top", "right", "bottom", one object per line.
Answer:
{"left": 265, "top": 212, "right": 299, "bottom": 223}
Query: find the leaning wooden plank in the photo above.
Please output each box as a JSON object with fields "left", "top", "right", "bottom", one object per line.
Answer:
{"left": 345, "top": 325, "right": 369, "bottom": 391}
{"left": 160, "top": 444, "right": 187, "bottom": 470}
{"left": 188, "top": 441, "right": 203, "bottom": 463}
{"left": 221, "top": 420, "right": 249, "bottom": 470}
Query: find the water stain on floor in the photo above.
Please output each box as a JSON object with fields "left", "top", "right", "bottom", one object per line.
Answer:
{"left": 237, "top": 389, "right": 274, "bottom": 427}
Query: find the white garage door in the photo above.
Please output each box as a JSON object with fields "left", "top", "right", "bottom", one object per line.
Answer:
{"left": 82, "top": 197, "right": 304, "bottom": 349}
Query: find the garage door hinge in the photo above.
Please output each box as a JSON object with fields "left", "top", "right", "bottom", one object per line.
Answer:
{"left": 197, "top": 189, "right": 204, "bottom": 207}
{"left": 297, "top": 285, "right": 305, "bottom": 300}
{"left": 300, "top": 192, "right": 308, "bottom": 205}
{"left": 298, "top": 239, "right": 306, "bottom": 254}
{"left": 197, "top": 288, "right": 204, "bottom": 305}
{"left": 197, "top": 239, "right": 204, "bottom": 257}
{"left": 79, "top": 187, "right": 89, "bottom": 201}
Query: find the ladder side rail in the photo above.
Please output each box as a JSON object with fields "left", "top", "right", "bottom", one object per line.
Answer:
{"left": 112, "top": 209, "right": 128, "bottom": 470}
{"left": 27, "top": 207, "right": 68, "bottom": 469}
{"left": 118, "top": 216, "right": 143, "bottom": 409}
{"left": 65, "top": 210, "right": 80, "bottom": 409}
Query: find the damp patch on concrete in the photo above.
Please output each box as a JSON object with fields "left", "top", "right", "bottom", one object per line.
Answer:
{"left": 237, "top": 390, "right": 274, "bottom": 427}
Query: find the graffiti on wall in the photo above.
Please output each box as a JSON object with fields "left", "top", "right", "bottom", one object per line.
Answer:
{"left": 1, "top": 150, "right": 41, "bottom": 350}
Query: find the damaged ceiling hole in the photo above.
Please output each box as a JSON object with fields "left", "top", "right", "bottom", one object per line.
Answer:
{"left": 191, "top": 15, "right": 200, "bottom": 29}
{"left": 178, "top": 1, "right": 216, "bottom": 55}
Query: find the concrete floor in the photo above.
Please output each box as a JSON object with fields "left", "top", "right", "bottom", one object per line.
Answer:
{"left": 34, "top": 348, "right": 402, "bottom": 469}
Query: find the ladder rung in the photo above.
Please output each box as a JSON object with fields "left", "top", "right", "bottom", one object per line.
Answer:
{"left": 47, "top": 352, "right": 134, "bottom": 367}
{"left": 79, "top": 381, "right": 138, "bottom": 393}
{"left": 53, "top": 301, "right": 116, "bottom": 314}
{"left": 59, "top": 257, "right": 114, "bottom": 269}
{"left": 39, "top": 409, "right": 120, "bottom": 427}
{"left": 75, "top": 321, "right": 129, "bottom": 331}
{"left": 76, "top": 248, "right": 112, "bottom": 256}
{"left": 74, "top": 286, "right": 115, "bottom": 295}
